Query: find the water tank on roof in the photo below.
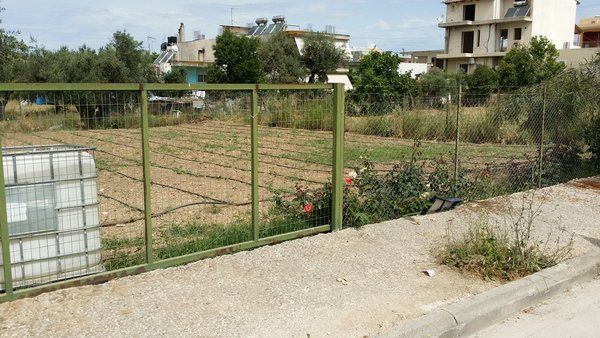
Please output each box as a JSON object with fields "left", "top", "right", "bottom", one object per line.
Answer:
{"left": 167, "top": 36, "right": 178, "bottom": 45}
{"left": 255, "top": 18, "right": 268, "bottom": 26}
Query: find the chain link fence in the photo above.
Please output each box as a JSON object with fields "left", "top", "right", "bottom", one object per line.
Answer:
{"left": 340, "top": 83, "right": 599, "bottom": 228}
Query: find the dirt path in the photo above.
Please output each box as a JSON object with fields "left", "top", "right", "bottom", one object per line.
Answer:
{"left": 0, "top": 179, "right": 598, "bottom": 337}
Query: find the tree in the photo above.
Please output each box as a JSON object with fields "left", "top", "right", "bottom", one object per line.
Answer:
{"left": 466, "top": 65, "right": 498, "bottom": 103}
{"left": 207, "top": 30, "right": 263, "bottom": 83}
{"left": 0, "top": 5, "right": 27, "bottom": 82}
{"left": 105, "top": 31, "right": 157, "bottom": 83}
{"left": 301, "top": 32, "right": 346, "bottom": 83}
{"left": 497, "top": 36, "right": 565, "bottom": 88}
{"left": 258, "top": 32, "right": 305, "bottom": 83}
{"left": 349, "top": 51, "right": 416, "bottom": 115}
{"left": 418, "top": 69, "right": 453, "bottom": 97}
{"left": 163, "top": 68, "right": 187, "bottom": 83}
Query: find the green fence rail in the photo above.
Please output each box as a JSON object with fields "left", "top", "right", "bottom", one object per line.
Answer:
{"left": 0, "top": 83, "right": 343, "bottom": 302}
{"left": 0, "top": 80, "right": 597, "bottom": 302}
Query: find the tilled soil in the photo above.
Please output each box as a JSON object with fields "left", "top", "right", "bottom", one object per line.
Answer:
{"left": 0, "top": 179, "right": 598, "bottom": 337}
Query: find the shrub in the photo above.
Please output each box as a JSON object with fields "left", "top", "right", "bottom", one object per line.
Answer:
{"left": 438, "top": 196, "right": 573, "bottom": 281}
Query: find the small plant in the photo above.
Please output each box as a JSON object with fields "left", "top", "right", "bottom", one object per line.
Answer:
{"left": 438, "top": 194, "right": 573, "bottom": 281}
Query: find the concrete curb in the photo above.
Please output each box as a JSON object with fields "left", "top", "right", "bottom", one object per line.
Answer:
{"left": 379, "top": 251, "right": 600, "bottom": 338}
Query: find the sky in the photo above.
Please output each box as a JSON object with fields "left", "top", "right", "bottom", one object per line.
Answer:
{"left": 2, "top": 0, "right": 600, "bottom": 53}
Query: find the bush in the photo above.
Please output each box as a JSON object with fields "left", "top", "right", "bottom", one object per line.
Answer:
{"left": 466, "top": 65, "right": 498, "bottom": 105}
{"left": 438, "top": 196, "right": 573, "bottom": 281}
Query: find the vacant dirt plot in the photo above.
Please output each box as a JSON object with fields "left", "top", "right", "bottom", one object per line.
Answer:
{"left": 2, "top": 120, "right": 534, "bottom": 267}
{"left": 0, "top": 178, "right": 597, "bottom": 337}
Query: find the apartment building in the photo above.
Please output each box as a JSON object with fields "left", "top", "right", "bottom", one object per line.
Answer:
{"left": 437, "top": 0, "right": 579, "bottom": 73}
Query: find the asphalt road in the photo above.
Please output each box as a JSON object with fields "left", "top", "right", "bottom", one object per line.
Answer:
{"left": 473, "top": 278, "right": 600, "bottom": 338}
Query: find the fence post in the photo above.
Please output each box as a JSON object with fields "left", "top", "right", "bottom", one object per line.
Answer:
{"left": 453, "top": 82, "right": 462, "bottom": 194}
{"left": 331, "top": 83, "right": 345, "bottom": 232}
{"left": 139, "top": 85, "right": 153, "bottom": 265}
{"left": 251, "top": 87, "right": 260, "bottom": 241}
{"left": 538, "top": 84, "right": 547, "bottom": 189}
{"left": 0, "top": 143, "right": 13, "bottom": 298}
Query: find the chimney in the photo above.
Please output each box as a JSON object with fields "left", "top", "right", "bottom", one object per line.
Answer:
{"left": 178, "top": 23, "right": 186, "bottom": 42}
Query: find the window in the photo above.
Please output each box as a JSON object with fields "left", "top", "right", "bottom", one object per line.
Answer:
{"left": 514, "top": 28, "right": 522, "bottom": 41}
{"left": 462, "top": 31, "right": 475, "bottom": 53}
{"left": 477, "top": 30, "right": 481, "bottom": 47}
{"left": 459, "top": 64, "right": 469, "bottom": 73}
{"left": 198, "top": 74, "right": 206, "bottom": 83}
{"left": 464, "top": 4, "right": 476, "bottom": 21}
{"left": 499, "top": 29, "right": 509, "bottom": 51}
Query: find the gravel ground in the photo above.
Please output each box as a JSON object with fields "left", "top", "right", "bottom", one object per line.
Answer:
{"left": 0, "top": 178, "right": 598, "bottom": 337}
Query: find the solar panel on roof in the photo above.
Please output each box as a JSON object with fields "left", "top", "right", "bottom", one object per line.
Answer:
{"left": 248, "top": 26, "right": 259, "bottom": 36}
{"left": 273, "top": 23, "right": 284, "bottom": 33}
{"left": 516, "top": 6, "right": 531, "bottom": 16}
{"left": 254, "top": 25, "right": 267, "bottom": 36}
{"left": 505, "top": 7, "right": 518, "bottom": 18}
{"left": 154, "top": 51, "right": 175, "bottom": 64}
{"left": 263, "top": 24, "right": 276, "bottom": 35}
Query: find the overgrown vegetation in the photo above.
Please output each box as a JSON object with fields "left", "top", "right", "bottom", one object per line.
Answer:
{"left": 438, "top": 195, "right": 573, "bottom": 281}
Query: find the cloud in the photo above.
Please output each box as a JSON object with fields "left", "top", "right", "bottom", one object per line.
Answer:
{"left": 1, "top": 0, "right": 450, "bottom": 52}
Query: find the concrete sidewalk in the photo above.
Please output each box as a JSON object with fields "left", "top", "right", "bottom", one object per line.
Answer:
{"left": 0, "top": 179, "right": 598, "bottom": 337}
{"left": 472, "top": 278, "right": 600, "bottom": 338}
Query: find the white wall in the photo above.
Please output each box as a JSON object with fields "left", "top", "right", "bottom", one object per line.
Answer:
{"left": 530, "top": 0, "right": 578, "bottom": 49}
{"left": 398, "top": 63, "right": 428, "bottom": 78}
{"left": 445, "top": 0, "right": 496, "bottom": 23}
{"left": 558, "top": 47, "right": 600, "bottom": 68}
{"left": 176, "top": 39, "right": 216, "bottom": 63}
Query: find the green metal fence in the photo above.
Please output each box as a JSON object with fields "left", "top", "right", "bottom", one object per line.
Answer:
{"left": 0, "top": 80, "right": 597, "bottom": 302}
{"left": 0, "top": 83, "right": 345, "bottom": 302}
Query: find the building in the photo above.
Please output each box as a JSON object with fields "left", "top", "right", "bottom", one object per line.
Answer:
{"left": 404, "top": 50, "right": 445, "bottom": 70}
{"left": 153, "top": 23, "right": 216, "bottom": 84}
{"left": 437, "top": 0, "right": 579, "bottom": 73}
{"left": 575, "top": 16, "right": 600, "bottom": 48}
{"left": 154, "top": 17, "right": 353, "bottom": 89}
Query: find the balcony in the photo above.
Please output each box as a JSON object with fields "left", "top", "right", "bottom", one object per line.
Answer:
{"left": 439, "top": 15, "right": 532, "bottom": 28}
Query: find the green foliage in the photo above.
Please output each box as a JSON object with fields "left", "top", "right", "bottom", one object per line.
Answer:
{"left": 439, "top": 199, "right": 573, "bottom": 281}
{"left": 466, "top": 65, "right": 498, "bottom": 103}
{"left": 3, "top": 29, "right": 157, "bottom": 83}
{"left": 496, "top": 51, "right": 600, "bottom": 149}
{"left": 349, "top": 51, "right": 417, "bottom": 115}
{"left": 163, "top": 68, "right": 187, "bottom": 83}
{"left": 258, "top": 32, "right": 305, "bottom": 83}
{"left": 208, "top": 30, "right": 263, "bottom": 83}
{"left": 418, "top": 69, "right": 454, "bottom": 97}
{"left": 301, "top": 32, "right": 346, "bottom": 83}
{"left": 497, "top": 36, "right": 565, "bottom": 88}
{"left": 0, "top": 5, "right": 28, "bottom": 82}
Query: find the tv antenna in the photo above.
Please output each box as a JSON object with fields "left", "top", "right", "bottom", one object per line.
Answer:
{"left": 146, "top": 36, "right": 156, "bottom": 51}
{"left": 230, "top": 7, "right": 240, "bottom": 25}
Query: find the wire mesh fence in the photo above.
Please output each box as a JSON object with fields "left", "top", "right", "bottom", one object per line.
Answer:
{"left": 0, "top": 81, "right": 597, "bottom": 300}
{"left": 0, "top": 83, "right": 342, "bottom": 300}
{"left": 341, "top": 83, "right": 599, "bottom": 229}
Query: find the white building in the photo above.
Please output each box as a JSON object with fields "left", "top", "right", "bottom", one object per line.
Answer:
{"left": 155, "top": 18, "right": 354, "bottom": 89}
{"left": 437, "top": 0, "right": 579, "bottom": 73}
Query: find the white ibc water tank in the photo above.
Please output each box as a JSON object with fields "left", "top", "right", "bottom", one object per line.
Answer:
{"left": 0, "top": 145, "right": 103, "bottom": 290}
